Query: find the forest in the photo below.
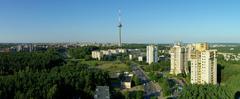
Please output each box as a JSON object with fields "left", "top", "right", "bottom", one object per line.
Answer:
{"left": 68, "top": 46, "right": 99, "bottom": 59}
{"left": 217, "top": 55, "right": 240, "bottom": 98}
{"left": 0, "top": 49, "right": 64, "bottom": 75}
{"left": 179, "top": 84, "right": 232, "bottom": 99}
{"left": 0, "top": 50, "right": 110, "bottom": 99}
{"left": 213, "top": 46, "right": 240, "bottom": 53}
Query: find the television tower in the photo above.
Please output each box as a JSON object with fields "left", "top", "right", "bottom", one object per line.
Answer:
{"left": 118, "top": 9, "right": 122, "bottom": 47}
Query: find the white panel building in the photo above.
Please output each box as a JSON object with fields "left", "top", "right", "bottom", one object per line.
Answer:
{"left": 169, "top": 43, "right": 188, "bottom": 75}
{"left": 146, "top": 45, "right": 158, "bottom": 64}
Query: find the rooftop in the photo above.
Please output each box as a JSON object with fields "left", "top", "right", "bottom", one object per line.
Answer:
{"left": 122, "top": 76, "right": 132, "bottom": 82}
{"left": 94, "top": 86, "right": 110, "bottom": 99}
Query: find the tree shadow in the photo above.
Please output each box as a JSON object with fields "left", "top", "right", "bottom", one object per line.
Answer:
{"left": 235, "top": 91, "right": 240, "bottom": 99}
{"left": 217, "top": 64, "right": 224, "bottom": 83}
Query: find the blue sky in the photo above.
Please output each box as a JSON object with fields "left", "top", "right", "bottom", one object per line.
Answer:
{"left": 0, "top": 0, "right": 240, "bottom": 43}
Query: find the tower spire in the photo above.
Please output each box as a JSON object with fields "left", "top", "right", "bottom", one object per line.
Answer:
{"left": 118, "top": 9, "right": 122, "bottom": 47}
{"left": 118, "top": 9, "right": 121, "bottom": 24}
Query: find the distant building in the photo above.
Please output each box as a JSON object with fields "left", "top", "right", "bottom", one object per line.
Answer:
{"left": 92, "top": 48, "right": 127, "bottom": 61}
{"left": 138, "top": 56, "right": 143, "bottom": 62}
{"left": 129, "top": 54, "right": 133, "bottom": 60}
{"left": 159, "top": 55, "right": 165, "bottom": 61}
{"left": 109, "top": 49, "right": 119, "bottom": 54}
{"left": 101, "top": 50, "right": 111, "bottom": 55}
{"left": 218, "top": 52, "right": 240, "bottom": 61}
{"left": 146, "top": 45, "right": 158, "bottom": 64}
{"left": 94, "top": 86, "right": 110, "bottom": 99}
{"left": 230, "top": 48, "right": 234, "bottom": 51}
{"left": 190, "top": 43, "right": 217, "bottom": 84}
{"left": 127, "top": 49, "right": 141, "bottom": 53}
{"left": 159, "top": 50, "right": 166, "bottom": 53}
{"left": 92, "top": 51, "right": 103, "bottom": 60}
{"left": 17, "top": 45, "right": 22, "bottom": 52}
{"left": 118, "top": 48, "right": 127, "bottom": 53}
{"left": 169, "top": 43, "right": 188, "bottom": 75}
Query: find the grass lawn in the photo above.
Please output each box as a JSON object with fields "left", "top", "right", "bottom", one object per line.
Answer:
{"left": 81, "top": 60, "right": 131, "bottom": 73}
{"left": 222, "top": 64, "right": 240, "bottom": 82}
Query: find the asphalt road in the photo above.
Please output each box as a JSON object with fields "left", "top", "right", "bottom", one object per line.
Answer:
{"left": 130, "top": 64, "right": 161, "bottom": 99}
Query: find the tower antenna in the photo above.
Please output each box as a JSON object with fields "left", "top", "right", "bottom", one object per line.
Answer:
{"left": 118, "top": 9, "right": 122, "bottom": 47}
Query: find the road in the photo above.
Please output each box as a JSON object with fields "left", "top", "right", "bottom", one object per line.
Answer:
{"left": 130, "top": 64, "right": 162, "bottom": 99}
{"left": 169, "top": 77, "right": 186, "bottom": 97}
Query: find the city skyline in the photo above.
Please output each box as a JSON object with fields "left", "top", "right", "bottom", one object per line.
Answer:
{"left": 1, "top": 0, "right": 240, "bottom": 43}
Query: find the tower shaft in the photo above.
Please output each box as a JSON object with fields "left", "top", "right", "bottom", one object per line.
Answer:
{"left": 117, "top": 9, "right": 122, "bottom": 47}
{"left": 118, "top": 26, "right": 122, "bottom": 47}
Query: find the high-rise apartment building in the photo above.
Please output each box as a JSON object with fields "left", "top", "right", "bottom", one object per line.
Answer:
{"left": 169, "top": 43, "right": 188, "bottom": 75}
{"left": 146, "top": 45, "right": 158, "bottom": 64}
{"left": 190, "top": 43, "right": 217, "bottom": 84}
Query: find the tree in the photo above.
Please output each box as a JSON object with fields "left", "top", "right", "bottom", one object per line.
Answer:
{"left": 132, "top": 75, "right": 141, "bottom": 86}
{"left": 68, "top": 46, "right": 99, "bottom": 59}
{"left": 179, "top": 84, "right": 232, "bottom": 99}
{"left": 136, "top": 91, "right": 144, "bottom": 99}
{"left": 47, "top": 84, "right": 58, "bottom": 99}
{"left": 0, "top": 50, "right": 65, "bottom": 75}
{"left": 0, "top": 61, "right": 110, "bottom": 99}
{"left": 160, "top": 79, "right": 171, "bottom": 96}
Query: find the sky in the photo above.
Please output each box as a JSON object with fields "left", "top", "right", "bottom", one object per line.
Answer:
{"left": 1, "top": 0, "right": 240, "bottom": 43}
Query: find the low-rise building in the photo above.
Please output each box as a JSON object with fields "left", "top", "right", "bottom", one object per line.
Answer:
{"left": 92, "top": 51, "right": 103, "bottom": 60}
{"left": 218, "top": 52, "right": 240, "bottom": 61}
{"left": 109, "top": 49, "right": 119, "bottom": 54}
{"left": 101, "top": 50, "right": 111, "bottom": 55}
{"left": 92, "top": 48, "right": 127, "bottom": 61}
{"left": 94, "top": 86, "right": 110, "bottom": 99}
{"left": 121, "top": 72, "right": 133, "bottom": 89}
